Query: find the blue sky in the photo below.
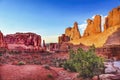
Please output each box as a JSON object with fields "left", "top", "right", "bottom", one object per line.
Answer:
{"left": 0, "top": 0, "right": 119, "bottom": 43}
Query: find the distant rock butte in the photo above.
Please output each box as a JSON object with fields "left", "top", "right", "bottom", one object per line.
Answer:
{"left": 83, "top": 15, "right": 101, "bottom": 37}
{"left": 4, "top": 32, "right": 41, "bottom": 50}
{"left": 104, "top": 6, "right": 120, "bottom": 30}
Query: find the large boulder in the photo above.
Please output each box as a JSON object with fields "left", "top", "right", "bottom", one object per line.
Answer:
{"left": 83, "top": 15, "right": 101, "bottom": 37}
{"left": 104, "top": 6, "right": 120, "bottom": 30}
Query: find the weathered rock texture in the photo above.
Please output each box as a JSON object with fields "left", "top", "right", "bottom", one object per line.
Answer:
{"left": 65, "top": 22, "right": 81, "bottom": 40}
{"left": 83, "top": 15, "right": 101, "bottom": 37}
{"left": 43, "top": 40, "right": 46, "bottom": 50}
{"left": 104, "top": 6, "right": 120, "bottom": 30}
{"left": 0, "top": 31, "right": 7, "bottom": 48}
{"left": 4, "top": 32, "right": 41, "bottom": 50}
{"left": 58, "top": 34, "right": 70, "bottom": 44}
{"left": 104, "top": 28, "right": 120, "bottom": 46}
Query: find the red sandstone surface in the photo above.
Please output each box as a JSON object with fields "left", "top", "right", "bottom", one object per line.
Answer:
{"left": 4, "top": 32, "right": 41, "bottom": 50}
{"left": 0, "top": 65, "right": 78, "bottom": 80}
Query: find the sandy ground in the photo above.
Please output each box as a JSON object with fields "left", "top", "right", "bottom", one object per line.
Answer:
{"left": 0, "top": 64, "right": 78, "bottom": 80}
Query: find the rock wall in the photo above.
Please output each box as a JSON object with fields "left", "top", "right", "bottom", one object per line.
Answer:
{"left": 0, "top": 31, "right": 7, "bottom": 48}
{"left": 4, "top": 32, "right": 41, "bottom": 50}
{"left": 104, "top": 28, "right": 120, "bottom": 46}
{"left": 104, "top": 6, "right": 120, "bottom": 30}
{"left": 58, "top": 34, "right": 70, "bottom": 44}
{"left": 83, "top": 15, "right": 101, "bottom": 37}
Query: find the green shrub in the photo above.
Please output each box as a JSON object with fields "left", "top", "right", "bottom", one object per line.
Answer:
{"left": 47, "top": 74, "right": 53, "bottom": 79}
{"left": 0, "top": 53, "right": 2, "bottom": 56}
{"left": 63, "top": 45, "right": 104, "bottom": 79}
{"left": 18, "top": 61, "right": 26, "bottom": 65}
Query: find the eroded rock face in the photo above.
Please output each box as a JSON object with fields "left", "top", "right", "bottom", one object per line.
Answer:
{"left": 104, "top": 6, "right": 120, "bottom": 30}
{"left": 4, "top": 32, "right": 41, "bottom": 50}
{"left": 83, "top": 15, "right": 101, "bottom": 37}
{"left": 65, "top": 22, "right": 81, "bottom": 40}
{"left": 0, "top": 31, "right": 7, "bottom": 48}
{"left": 65, "top": 27, "right": 72, "bottom": 37}
{"left": 58, "top": 34, "right": 70, "bottom": 44}
{"left": 104, "top": 28, "right": 120, "bottom": 46}
{"left": 43, "top": 40, "right": 46, "bottom": 50}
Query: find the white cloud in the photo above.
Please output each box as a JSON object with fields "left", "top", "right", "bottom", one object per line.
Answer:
{"left": 78, "top": 23, "right": 87, "bottom": 35}
{"left": 101, "top": 15, "right": 107, "bottom": 31}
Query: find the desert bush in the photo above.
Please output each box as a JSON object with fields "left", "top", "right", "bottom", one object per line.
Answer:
{"left": 0, "top": 53, "right": 2, "bottom": 56}
{"left": 9, "top": 50, "right": 22, "bottom": 54}
{"left": 43, "top": 64, "right": 51, "bottom": 70}
{"left": 47, "top": 74, "right": 53, "bottom": 79}
{"left": 18, "top": 61, "right": 26, "bottom": 65}
{"left": 63, "top": 45, "right": 104, "bottom": 79}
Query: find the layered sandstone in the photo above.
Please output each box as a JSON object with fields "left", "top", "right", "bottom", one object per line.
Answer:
{"left": 4, "top": 32, "right": 41, "bottom": 50}
{"left": 65, "top": 22, "right": 81, "bottom": 40}
{"left": 104, "top": 28, "right": 120, "bottom": 46}
{"left": 83, "top": 15, "right": 101, "bottom": 37}
{"left": 58, "top": 34, "right": 70, "bottom": 44}
{"left": 104, "top": 6, "right": 120, "bottom": 30}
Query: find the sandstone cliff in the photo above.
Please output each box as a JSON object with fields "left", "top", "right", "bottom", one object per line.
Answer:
{"left": 4, "top": 32, "right": 41, "bottom": 50}
{"left": 0, "top": 31, "right": 7, "bottom": 48}
{"left": 65, "top": 22, "right": 81, "bottom": 40}
{"left": 104, "top": 6, "right": 120, "bottom": 30}
{"left": 69, "top": 6, "right": 120, "bottom": 47}
{"left": 104, "top": 28, "right": 120, "bottom": 46}
{"left": 83, "top": 15, "right": 101, "bottom": 37}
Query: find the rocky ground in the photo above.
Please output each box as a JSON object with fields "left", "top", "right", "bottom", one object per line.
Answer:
{"left": 0, "top": 64, "right": 78, "bottom": 80}
{"left": 0, "top": 51, "right": 68, "bottom": 67}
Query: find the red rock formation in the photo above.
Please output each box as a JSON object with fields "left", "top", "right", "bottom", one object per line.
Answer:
{"left": 43, "top": 40, "right": 46, "bottom": 50}
{"left": 104, "top": 6, "right": 120, "bottom": 30}
{"left": 4, "top": 32, "right": 41, "bottom": 50}
{"left": 47, "top": 43, "right": 59, "bottom": 51}
{"left": 0, "top": 31, "right": 7, "bottom": 48}
{"left": 58, "top": 34, "right": 70, "bottom": 44}
{"left": 65, "top": 27, "right": 72, "bottom": 37}
{"left": 104, "top": 28, "right": 120, "bottom": 46}
{"left": 65, "top": 22, "right": 81, "bottom": 40}
{"left": 83, "top": 15, "right": 101, "bottom": 37}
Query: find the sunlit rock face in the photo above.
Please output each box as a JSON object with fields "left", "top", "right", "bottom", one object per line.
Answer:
{"left": 4, "top": 32, "right": 41, "bottom": 50}
{"left": 104, "top": 28, "right": 120, "bottom": 46}
{"left": 104, "top": 6, "right": 120, "bottom": 30}
{"left": 65, "top": 22, "right": 81, "bottom": 40}
{"left": 83, "top": 15, "right": 101, "bottom": 37}
{"left": 58, "top": 34, "right": 70, "bottom": 44}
